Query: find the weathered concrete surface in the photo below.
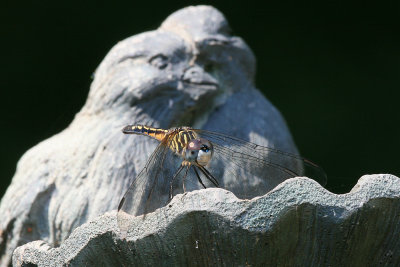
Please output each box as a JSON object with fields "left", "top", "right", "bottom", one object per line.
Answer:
{"left": 12, "top": 174, "right": 400, "bottom": 266}
{"left": 0, "top": 6, "right": 300, "bottom": 266}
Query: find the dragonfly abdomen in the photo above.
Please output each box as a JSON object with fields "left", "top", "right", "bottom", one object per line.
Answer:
{"left": 122, "top": 125, "right": 198, "bottom": 156}
{"left": 122, "top": 125, "right": 168, "bottom": 142}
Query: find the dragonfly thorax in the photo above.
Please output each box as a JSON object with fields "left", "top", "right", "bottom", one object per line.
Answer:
{"left": 183, "top": 138, "right": 213, "bottom": 166}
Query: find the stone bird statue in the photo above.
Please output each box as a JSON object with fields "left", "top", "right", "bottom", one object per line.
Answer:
{"left": 0, "top": 5, "right": 298, "bottom": 266}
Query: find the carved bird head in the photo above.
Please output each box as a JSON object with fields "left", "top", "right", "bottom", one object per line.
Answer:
{"left": 83, "top": 6, "right": 256, "bottom": 128}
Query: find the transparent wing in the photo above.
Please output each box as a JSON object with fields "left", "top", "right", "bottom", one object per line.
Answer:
{"left": 194, "top": 129, "right": 327, "bottom": 199}
{"left": 117, "top": 134, "right": 218, "bottom": 236}
{"left": 117, "top": 136, "right": 169, "bottom": 236}
{"left": 117, "top": 128, "right": 327, "bottom": 236}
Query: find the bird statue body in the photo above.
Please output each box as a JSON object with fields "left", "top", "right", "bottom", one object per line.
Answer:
{"left": 0, "top": 6, "right": 298, "bottom": 265}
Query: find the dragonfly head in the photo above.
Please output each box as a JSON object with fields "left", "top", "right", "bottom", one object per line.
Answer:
{"left": 185, "top": 138, "right": 213, "bottom": 166}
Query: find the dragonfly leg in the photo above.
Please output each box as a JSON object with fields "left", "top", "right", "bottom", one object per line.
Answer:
{"left": 182, "top": 165, "right": 190, "bottom": 193}
{"left": 193, "top": 167, "right": 206, "bottom": 189}
{"left": 169, "top": 165, "right": 184, "bottom": 200}
{"left": 198, "top": 166, "right": 219, "bottom": 187}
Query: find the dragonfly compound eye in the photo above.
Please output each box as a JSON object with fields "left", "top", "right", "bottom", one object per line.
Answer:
{"left": 196, "top": 139, "right": 213, "bottom": 166}
{"left": 185, "top": 138, "right": 213, "bottom": 166}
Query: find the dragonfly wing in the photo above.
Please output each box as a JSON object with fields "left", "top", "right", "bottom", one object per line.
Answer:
{"left": 117, "top": 135, "right": 175, "bottom": 235}
{"left": 117, "top": 127, "right": 327, "bottom": 235}
{"left": 195, "top": 129, "right": 327, "bottom": 198}
{"left": 117, "top": 134, "right": 217, "bottom": 236}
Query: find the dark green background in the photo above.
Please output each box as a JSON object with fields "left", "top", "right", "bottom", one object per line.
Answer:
{"left": 1, "top": 1, "right": 399, "bottom": 197}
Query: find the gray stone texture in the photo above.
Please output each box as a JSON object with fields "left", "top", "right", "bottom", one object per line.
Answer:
{"left": 12, "top": 174, "right": 400, "bottom": 266}
{"left": 3, "top": 5, "right": 400, "bottom": 267}
{"left": 0, "top": 5, "right": 300, "bottom": 266}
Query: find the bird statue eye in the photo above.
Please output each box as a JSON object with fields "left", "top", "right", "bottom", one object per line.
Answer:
{"left": 149, "top": 54, "right": 169, "bottom": 69}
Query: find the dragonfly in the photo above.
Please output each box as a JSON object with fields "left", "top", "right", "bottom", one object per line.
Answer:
{"left": 117, "top": 125, "right": 327, "bottom": 235}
